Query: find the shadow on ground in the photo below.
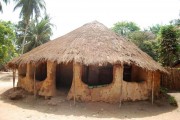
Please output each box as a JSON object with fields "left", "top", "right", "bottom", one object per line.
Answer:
{"left": 0, "top": 87, "right": 178, "bottom": 119}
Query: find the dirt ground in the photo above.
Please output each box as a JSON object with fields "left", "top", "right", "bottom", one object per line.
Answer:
{"left": 0, "top": 72, "right": 180, "bottom": 120}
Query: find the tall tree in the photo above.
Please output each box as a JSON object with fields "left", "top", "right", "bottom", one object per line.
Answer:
{"left": 128, "top": 31, "right": 158, "bottom": 60}
{"left": 0, "top": 20, "right": 17, "bottom": 69}
{"left": 23, "top": 15, "right": 53, "bottom": 53}
{"left": 0, "top": 0, "right": 9, "bottom": 12}
{"left": 13, "top": 0, "right": 46, "bottom": 54}
{"left": 112, "top": 21, "right": 140, "bottom": 36}
{"left": 149, "top": 24, "right": 162, "bottom": 35}
{"left": 128, "top": 31, "right": 155, "bottom": 46}
{"left": 158, "top": 25, "right": 179, "bottom": 66}
{"left": 170, "top": 19, "right": 180, "bottom": 26}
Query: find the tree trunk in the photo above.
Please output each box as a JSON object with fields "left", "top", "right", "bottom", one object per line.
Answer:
{"left": 21, "top": 19, "right": 29, "bottom": 54}
{"left": 21, "top": 25, "right": 28, "bottom": 54}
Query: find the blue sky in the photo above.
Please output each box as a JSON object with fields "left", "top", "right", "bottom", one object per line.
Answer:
{"left": 1, "top": 0, "right": 180, "bottom": 39}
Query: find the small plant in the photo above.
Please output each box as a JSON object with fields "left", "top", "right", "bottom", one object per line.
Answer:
{"left": 168, "top": 96, "right": 178, "bottom": 106}
{"left": 160, "top": 87, "right": 178, "bottom": 107}
{"left": 160, "top": 87, "right": 168, "bottom": 94}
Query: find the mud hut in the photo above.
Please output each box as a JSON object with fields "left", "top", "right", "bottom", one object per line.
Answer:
{"left": 8, "top": 21, "right": 166, "bottom": 103}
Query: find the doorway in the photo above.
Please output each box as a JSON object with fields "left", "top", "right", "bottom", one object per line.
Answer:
{"left": 56, "top": 62, "right": 73, "bottom": 96}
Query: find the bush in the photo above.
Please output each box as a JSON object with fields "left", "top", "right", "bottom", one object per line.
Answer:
{"left": 160, "top": 87, "right": 178, "bottom": 107}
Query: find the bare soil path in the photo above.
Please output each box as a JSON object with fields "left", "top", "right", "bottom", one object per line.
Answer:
{"left": 0, "top": 72, "right": 180, "bottom": 120}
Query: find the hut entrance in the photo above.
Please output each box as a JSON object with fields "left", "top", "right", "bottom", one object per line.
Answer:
{"left": 82, "top": 65, "right": 113, "bottom": 87}
{"left": 56, "top": 62, "right": 73, "bottom": 95}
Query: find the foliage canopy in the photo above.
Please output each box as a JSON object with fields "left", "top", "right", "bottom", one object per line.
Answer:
{"left": 158, "top": 25, "right": 179, "bottom": 66}
{"left": 0, "top": 20, "right": 17, "bottom": 68}
{"left": 112, "top": 21, "right": 140, "bottom": 36}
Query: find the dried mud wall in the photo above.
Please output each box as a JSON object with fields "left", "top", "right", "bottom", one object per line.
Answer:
{"left": 17, "top": 61, "right": 56, "bottom": 97}
{"left": 67, "top": 63, "right": 161, "bottom": 102}
{"left": 121, "top": 71, "right": 160, "bottom": 101}
{"left": 67, "top": 64, "right": 123, "bottom": 103}
{"left": 17, "top": 61, "right": 160, "bottom": 102}
{"left": 18, "top": 63, "right": 34, "bottom": 92}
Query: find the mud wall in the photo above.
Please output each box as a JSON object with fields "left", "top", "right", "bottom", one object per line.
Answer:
{"left": 17, "top": 61, "right": 57, "bottom": 97}
{"left": 122, "top": 71, "right": 160, "bottom": 101}
{"left": 67, "top": 63, "right": 161, "bottom": 102}
{"left": 17, "top": 61, "right": 160, "bottom": 102}
{"left": 18, "top": 63, "right": 34, "bottom": 92}
{"left": 38, "top": 61, "right": 56, "bottom": 96}
{"left": 67, "top": 64, "right": 122, "bottom": 103}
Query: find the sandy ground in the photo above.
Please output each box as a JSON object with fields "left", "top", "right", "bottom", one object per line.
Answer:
{"left": 0, "top": 72, "right": 180, "bottom": 120}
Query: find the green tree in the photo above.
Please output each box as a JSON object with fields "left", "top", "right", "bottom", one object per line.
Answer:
{"left": 128, "top": 31, "right": 155, "bottom": 46}
{"left": 170, "top": 19, "right": 180, "bottom": 26}
{"left": 23, "top": 15, "right": 53, "bottom": 53}
{"left": 170, "top": 19, "right": 180, "bottom": 57}
{"left": 149, "top": 24, "right": 162, "bottom": 35}
{"left": 128, "top": 31, "right": 158, "bottom": 60}
{"left": 158, "top": 25, "right": 179, "bottom": 66}
{"left": 112, "top": 21, "right": 140, "bottom": 36}
{"left": 0, "top": 0, "right": 9, "bottom": 12}
{"left": 16, "top": 15, "right": 53, "bottom": 53}
{"left": 0, "top": 20, "right": 17, "bottom": 68}
{"left": 15, "top": 20, "right": 28, "bottom": 53}
{"left": 13, "top": 0, "right": 46, "bottom": 54}
{"left": 141, "top": 40, "right": 160, "bottom": 61}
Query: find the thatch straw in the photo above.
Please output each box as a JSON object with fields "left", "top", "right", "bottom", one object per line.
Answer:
{"left": 8, "top": 21, "right": 167, "bottom": 73}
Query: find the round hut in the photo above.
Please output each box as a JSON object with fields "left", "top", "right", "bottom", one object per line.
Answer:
{"left": 8, "top": 21, "right": 166, "bottom": 103}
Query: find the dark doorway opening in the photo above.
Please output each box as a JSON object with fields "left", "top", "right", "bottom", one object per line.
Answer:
{"left": 35, "top": 62, "right": 47, "bottom": 81}
{"left": 56, "top": 62, "right": 73, "bottom": 92}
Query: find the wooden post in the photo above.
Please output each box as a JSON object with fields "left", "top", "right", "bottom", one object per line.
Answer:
{"left": 13, "top": 69, "right": 16, "bottom": 91}
{"left": 119, "top": 80, "right": 122, "bottom": 107}
{"left": 73, "top": 77, "right": 76, "bottom": 105}
{"left": 34, "top": 65, "right": 36, "bottom": 98}
{"left": 119, "top": 64, "right": 123, "bottom": 108}
{"left": 73, "top": 63, "right": 77, "bottom": 105}
{"left": 152, "top": 72, "right": 154, "bottom": 104}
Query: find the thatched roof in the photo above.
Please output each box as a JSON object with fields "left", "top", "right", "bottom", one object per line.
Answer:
{"left": 8, "top": 21, "right": 166, "bottom": 72}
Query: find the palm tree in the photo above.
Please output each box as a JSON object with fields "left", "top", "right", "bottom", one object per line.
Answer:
{"left": 0, "top": 0, "right": 9, "bottom": 12}
{"left": 13, "top": 0, "right": 46, "bottom": 54}
{"left": 24, "top": 15, "right": 53, "bottom": 53}
{"left": 14, "top": 20, "right": 27, "bottom": 52}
